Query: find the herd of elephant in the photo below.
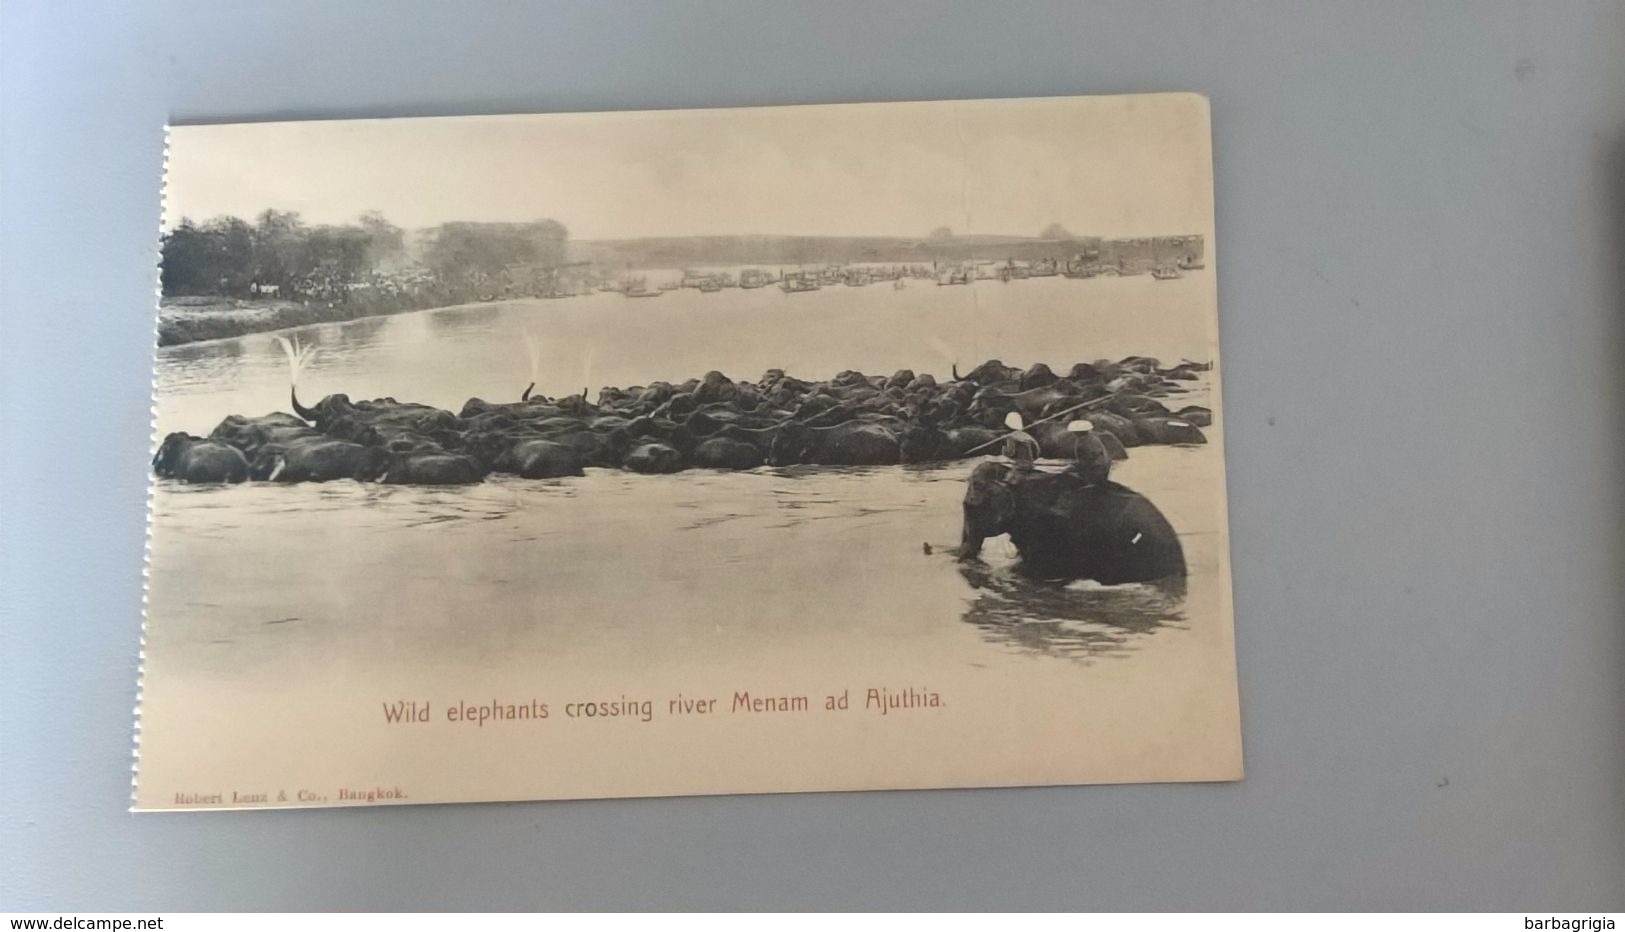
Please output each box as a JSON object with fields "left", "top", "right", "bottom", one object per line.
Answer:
{"left": 152, "top": 356, "right": 1214, "bottom": 488}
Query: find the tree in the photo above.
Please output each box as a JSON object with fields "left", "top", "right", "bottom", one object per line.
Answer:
{"left": 527, "top": 218, "right": 569, "bottom": 268}
{"left": 160, "top": 219, "right": 210, "bottom": 296}
{"left": 422, "top": 220, "right": 569, "bottom": 287}
{"left": 1040, "top": 223, "right": 1074, "bottom": 240}
{"left": 927, "top": 226, "right": 955, "bottom": 240}
{"left": 158, "top": 209, "right": 569, "bottom": 301}
{"left": 159, "top": 216, "right": 256, "bottom": 296}
{"left": 301, "top": 225, "right": 372, "bottom": 294}
{"left": 252, "top": 209, "right": 307, "bottom": 291}
{"left": 357, "top": 210, "right": 406, "bottom": 266}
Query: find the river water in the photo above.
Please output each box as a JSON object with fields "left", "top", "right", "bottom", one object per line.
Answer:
{"left": 139, "top": 273, "right": 1241, "bottom": 807}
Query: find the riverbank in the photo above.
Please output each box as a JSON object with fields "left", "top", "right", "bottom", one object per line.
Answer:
{"left": 156, "top": 294, "right": 479, "bottom": 347}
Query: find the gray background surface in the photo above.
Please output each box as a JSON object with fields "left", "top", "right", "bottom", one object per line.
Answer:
{"left": 2, "top": 0, "right": 1622, "bottom": 911}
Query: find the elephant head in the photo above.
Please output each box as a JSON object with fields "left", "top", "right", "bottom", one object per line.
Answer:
{"left": 959, "top": 461, "right": 1020, "bottom": 560}
{"left": 154, "top": 432, "right": 251, "bottom": 483}
{"left": 555, "top": 389, "right": 594, "bottom": 417}
{"left": 898, "top": 424, "right": 950, "bottom": 464}
{"left": 766, "top": 421, "right": 813, "bottom": 466}
{"left": 152, "top": 432, "right": 191, "bottom": 477}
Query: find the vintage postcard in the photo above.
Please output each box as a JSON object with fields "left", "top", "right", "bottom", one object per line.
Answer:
{"left": 137, "top": 93, "right": 1240, "bottom": 810}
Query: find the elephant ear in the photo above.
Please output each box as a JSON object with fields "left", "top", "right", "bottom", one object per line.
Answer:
{"left": 1067, "top": 419, "right": 1093, "bottom": 432}
{"left": 1004, "top": 411, "right": 1025, "bottom": 431}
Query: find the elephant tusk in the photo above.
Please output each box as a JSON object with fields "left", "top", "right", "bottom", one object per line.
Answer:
{"left": 267, "top": 457, "right": 286, "bottom": 482}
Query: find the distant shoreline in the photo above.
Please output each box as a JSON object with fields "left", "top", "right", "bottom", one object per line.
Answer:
{"left": 155, "top": 295, "right": 492, "bottom": 348}
{"left": 156, "top": 261, "right": 1209, "bottom": 349}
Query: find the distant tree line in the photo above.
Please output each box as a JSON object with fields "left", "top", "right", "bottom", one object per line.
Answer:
{"left": 420, "top": 219, "right": 569, "bottom": 289}
{"left": 160, "top": 210, "right": 569, "bottom": 301}
{"left": 570, "top": 223, "right": 1155, "bottom": 269}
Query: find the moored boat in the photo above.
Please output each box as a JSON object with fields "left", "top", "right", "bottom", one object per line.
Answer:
{"left": 780, "top": 272, "right": 820, "bottom": 293}
{"left": 623, "top": 275, "right": 662, "bottom": 297}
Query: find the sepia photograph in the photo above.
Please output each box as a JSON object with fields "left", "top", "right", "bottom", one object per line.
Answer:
{"left": 136, "top": 93, "right": 1241, "bottom": 810}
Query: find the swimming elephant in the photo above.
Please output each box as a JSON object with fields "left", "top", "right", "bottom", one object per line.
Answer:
{"left": 1105, "top": 392, "right": 1171, "bottom": 418}
{"left": 715, "top": 422, "right": 785, "bottom": 459}
{"left": 1159, "top": 362, "right": 1207, "bottom": 381}
{"left": 208, "top": 413, "right": 322, "bottom": 459}
{"left": 1117, "top": 355, "right": 1162, "bottom": 374}
{"left": 497, "top": 439, "right": 585, "bottom": 478}
{"left": 682, "top": 406, "right": 778, "bottom": 438}
{"left": 958, "top": 461, "right": 1185, "bottom": 584}
{"left": 314, "top": 397, "right": 466, "bottom": 449}
{"left": 970, "top": 382, "right": 1095, "bottom": 424}
{"left": 1174, "top": 405, "right": 1213, "bottom": 427}
{"left": 371, "top": 451, "right": 486, "bottom": 485}
{"left": 767, "top": 420, "right": 901, "bottom": 467}
{"left": 1028, "top": 421, "right": 1087, "bottom": 459}
{"left": 1131, "top": 416, "right": 1206, "bottom": 445}
{"left": 692, "top": 371, "right": 740, "bottom": 404}
{"left": 555, "top": 427, "right": 631, "bottom": 468}
{"left": 152, "top": 432, "right": 250, "bottom": 484}
{"left": 188, "top": 354, "right": 1208, "bottom": 482}
{"left": 898, "top": 425, "right": 954, "bottom": 464}
{"left": 1019, "top": 363, "right": 1057, "bottom": 391}
{"left": 251, "top": 438, "right": 386, "bottom": 483}
{"left": 690, "top": 437, "right": 763, "bottom": 470}
{"left": 624, "top": 442, "right": 684, "bottom": 474}
{"left": 1077, "top": 410, "right": 1141, "bottom": 447}
{"left": 1065, "top": 362, "right": 1102, "bottom": 383}
{"left": 944, "top": 426, "right": 1002, "bottom": 457}
{"left": 1095, "top": 430, "right": 1128, "bottom": 461}
{"left": 960, "top": 359, "right": 1023, "bottom": 386}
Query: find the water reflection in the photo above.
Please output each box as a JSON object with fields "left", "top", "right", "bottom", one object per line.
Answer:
{"left": 330, "top": 312, "right": 395, "bottom": 343}
{"left": 165, "top": 337, "right": 246, "bottom": 366}
{"left": 955, "top": 559, "right": 1187, "bottom": 661}
{"left": 424, "top": 302, "right": 504, "bottom": 335}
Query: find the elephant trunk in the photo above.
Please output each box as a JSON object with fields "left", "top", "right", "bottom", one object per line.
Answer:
{"left": 290, "top": 387, "right": 318, "bottom": 422}
{"left": 957, "top": 522, "right": 985, "bottom": 561}
{"left": 959, "top": 461, "right": 1014, "bottom": 560}
{"left": 522, "top": 382, "right": 534, "bottom": 402}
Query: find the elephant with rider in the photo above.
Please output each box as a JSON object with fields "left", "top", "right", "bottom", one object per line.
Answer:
{"left": 958, "top": 460, "right": 1184, "bottom": 584}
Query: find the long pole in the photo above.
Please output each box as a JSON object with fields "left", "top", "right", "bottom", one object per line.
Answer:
{"left": 960, "top": 393, "right": 1117, "bottom": 455}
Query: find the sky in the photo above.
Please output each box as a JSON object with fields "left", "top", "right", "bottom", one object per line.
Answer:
{"left": 163, "top": 94, "right": 1214, "bottom": 241}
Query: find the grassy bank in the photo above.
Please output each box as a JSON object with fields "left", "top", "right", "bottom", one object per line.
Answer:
{"left": 155, "top": 293, "right": 477, "bottom": 347}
